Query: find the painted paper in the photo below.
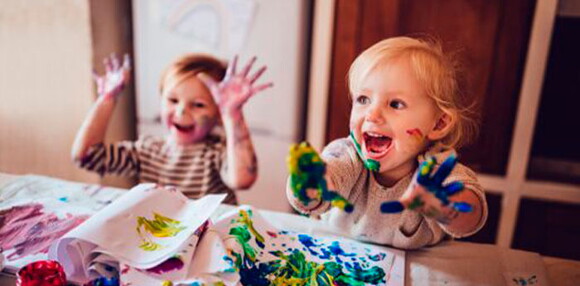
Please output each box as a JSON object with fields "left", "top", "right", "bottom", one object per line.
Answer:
{"left": 48, "top": 184, "right": 227, "bottom": 284}
{"left": 0, "top": 175, "right": 124, "bottom": 273}
{"left": 212, "top": 206, "right": 405, "bottom": 286}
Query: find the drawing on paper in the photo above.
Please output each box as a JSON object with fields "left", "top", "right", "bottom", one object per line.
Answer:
{"left": 219, "top": 209, "right": 397, "bottom": 286}
{"left": 137, "top": 212, "right": 187, "bottom": 251}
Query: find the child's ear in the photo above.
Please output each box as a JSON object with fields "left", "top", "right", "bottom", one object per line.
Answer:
{"left": 427, "top": 112, "right": 454, "bottom": 141}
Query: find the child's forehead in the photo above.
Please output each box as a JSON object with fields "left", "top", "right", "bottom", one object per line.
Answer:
{"left": 164, "top": 75, "right": 206, "bottom": 93}
{"left": 357, "top": 59, "right": 423, "bottom": 94}
{"left": 352, "top": 56, "right": 403, "bottom": 84}
{"left": 164, "top": 90, "right": 212, "bottom": 100}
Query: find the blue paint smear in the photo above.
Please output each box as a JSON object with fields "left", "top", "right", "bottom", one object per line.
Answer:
{"left": 328, "top": 241, "right": 356, "bottom": 257}
{"left": 367, "top": 253, "right": 386, "bottom": 262}
{"left": 239, "top": 261, "right": 278, "bottom": 286}
{"left": 298, "top": 234, "right": 320, "bottom": 256}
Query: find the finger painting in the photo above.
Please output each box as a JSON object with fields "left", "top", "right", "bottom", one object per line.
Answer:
{"left": 213, "top": 207, "right": 404, "bottom": 286}
{"left": 0, "top": 175, "right": 124, "bottom": 273}
{"left": 137, "top": 212, "right": 187, "bottom": 251}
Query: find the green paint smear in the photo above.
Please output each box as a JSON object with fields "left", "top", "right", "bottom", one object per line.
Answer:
{"left": 407, "top": 197, "right": 425, "bottom": 210}
{"left": 287, "top": 142, "right": 354, "bottom": 212}
{"left": 227, "top": 210, "right": 386, "bottom": 286}
{"left": 349, "top": 132, "right": 380, "bottom": 172}
{"left": 139, "top": 241, "right": 164, "bottom": 251}
{"left": 136, "top": 212, "right": 186, "bottom": 251}
{"left": 237, "top": 209, "right": 265, "bottom": 246}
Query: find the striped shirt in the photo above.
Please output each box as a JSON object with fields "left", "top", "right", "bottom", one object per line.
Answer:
{"left": 79, "top": 135, "right": 237, "bottom": 204}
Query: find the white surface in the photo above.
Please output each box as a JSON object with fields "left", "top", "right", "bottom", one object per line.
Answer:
{"left": 1, "top": 174, "right": 573, "bottom": 286}
{"left": 132, "top": 0, "right": 311, "bottom": 212}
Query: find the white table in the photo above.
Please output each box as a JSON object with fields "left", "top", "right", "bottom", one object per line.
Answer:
{"left": 1, "top": 173, "right": 579, "bottom": 285}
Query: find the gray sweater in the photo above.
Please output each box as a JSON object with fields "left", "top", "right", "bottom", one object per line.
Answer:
{"left": 287, "top": 138, "right": 488, "bottom": 249}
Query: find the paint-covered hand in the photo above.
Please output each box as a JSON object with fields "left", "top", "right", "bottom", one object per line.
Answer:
{"left": 287, "top": 142, "right": 354, "bottom": 213}
{"left": 380, "top": 154, "right": 472, "bottom": 224}
{"left": 199, "top": 55, "right": 273, "bottom": 118}
{"left": 93, "top": 53, "right": 131, "bottom": 101}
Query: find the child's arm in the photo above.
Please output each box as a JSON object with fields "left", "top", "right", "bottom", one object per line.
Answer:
{"left": 71, "top": 54, "right": 131, "bottom": 163}
{"left": 199, "top": 56, "right": 272, "bottom": 190}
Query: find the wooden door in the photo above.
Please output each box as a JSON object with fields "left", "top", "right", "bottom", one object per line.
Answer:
{"left": 326, "top": 0, "right": 537, "bottom": 176}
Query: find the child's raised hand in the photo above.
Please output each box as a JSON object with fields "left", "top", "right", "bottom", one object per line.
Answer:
{"left": 287, "top": 142, "right": 354, "bottom": 213}
{"left": 380, "top": 154, "right": 472, "bottom": 224}
{"left": 198, "top": 55, "right": 273, "bottom": 117}
{"left": 93, "top": 53, "right": 131, "bottom": 101}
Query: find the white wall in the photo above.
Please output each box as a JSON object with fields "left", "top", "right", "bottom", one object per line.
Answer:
{"left": 133, "top": 0, "right": 311, "bottom": 212}
{"left": 0, "top": 1, "right": 98, "bottom": 183}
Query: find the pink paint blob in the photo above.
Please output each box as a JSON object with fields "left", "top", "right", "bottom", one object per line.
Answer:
{"left": 146, "top": 256, "right": 184, "bottom": 274}
{"left": 0, "top": 204, "right": 88, "bottom": 261}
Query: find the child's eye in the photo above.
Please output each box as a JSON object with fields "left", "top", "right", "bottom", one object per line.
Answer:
{"left": 167, "top": 98, "right": 178, "bottom": 104}
{"left": 355, "top": 95, "right": 370, "bottom": 105}
{"left": 191, "top": 102, "right": 206, "bottom": 108}
{"left": 389, "top": 100, "right": 406, "bottom": 109}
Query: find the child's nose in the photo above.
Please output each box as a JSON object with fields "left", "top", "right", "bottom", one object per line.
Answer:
{"left": 365, "top": 105, "right": 384, "bottom": 124}
{"left": 176, "top": 103, "right": 187, "bottom": 117}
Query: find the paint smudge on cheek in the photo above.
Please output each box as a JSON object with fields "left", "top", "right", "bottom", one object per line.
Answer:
{"left": 194, "top": 114, "right": 218, "bottom": 137}
{"left": 0, "top": 204, "right": 88, "bottom": 260}
{"left": 406, "top": 128, "right": 424, "bottom": 143}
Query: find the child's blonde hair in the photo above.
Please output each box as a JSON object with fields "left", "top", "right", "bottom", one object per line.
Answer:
{"left": 159, "top": 54, "right": 226, "bottom": 96}
{"left": 348, "top": 36, "right": 478, "bottom": 148}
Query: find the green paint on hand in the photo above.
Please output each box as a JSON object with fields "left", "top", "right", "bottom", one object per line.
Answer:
{"left": 287, "top": 142, "right": 354, "bottom": 213}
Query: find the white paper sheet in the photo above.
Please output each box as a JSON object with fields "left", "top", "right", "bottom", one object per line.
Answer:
{"left": 48, "top": 184, "right": 226, "bottom": 284}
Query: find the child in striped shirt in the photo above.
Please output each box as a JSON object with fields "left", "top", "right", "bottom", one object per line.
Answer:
{"left": 72, "top": 54, "right": 272, "bottom": 204}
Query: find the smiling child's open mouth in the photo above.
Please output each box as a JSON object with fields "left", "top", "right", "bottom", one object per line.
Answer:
{"left": 363, "top": 132, "right": 392, "bottom": 158}
{"left": 173, "top": 123, "right": 195, "bottom": 133}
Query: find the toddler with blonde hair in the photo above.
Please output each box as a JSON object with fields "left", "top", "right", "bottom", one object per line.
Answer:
{"left": 288, "top": 37, "right": 487, "bottom": 249}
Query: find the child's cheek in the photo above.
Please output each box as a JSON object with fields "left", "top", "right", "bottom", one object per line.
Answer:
{"left": 348, "top": 118, "right": 359, "bottom": 133}
{"left": 195, "top": 115, "right": 216, "bottom": 134}
{"left": 160, "top": 105, "right": 171, "bottom": 126}
{"left": 406, "top": 128, "right": 425, "bottom": 145}
{"left": 160, "top": 113, "right": 171, "bottom": 128}
{"left": 397, "top": 127, "right": 427, "bottom": 154}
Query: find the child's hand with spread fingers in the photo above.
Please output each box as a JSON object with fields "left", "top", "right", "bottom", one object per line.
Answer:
{"left": 199, "top": 55, "right": 273, "bottom": 119}
{"left": 380, "top": 154, "right": 472, "bottom": 224}
{"left": 93, "top": 53, "right": 131, "bottom": 100}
